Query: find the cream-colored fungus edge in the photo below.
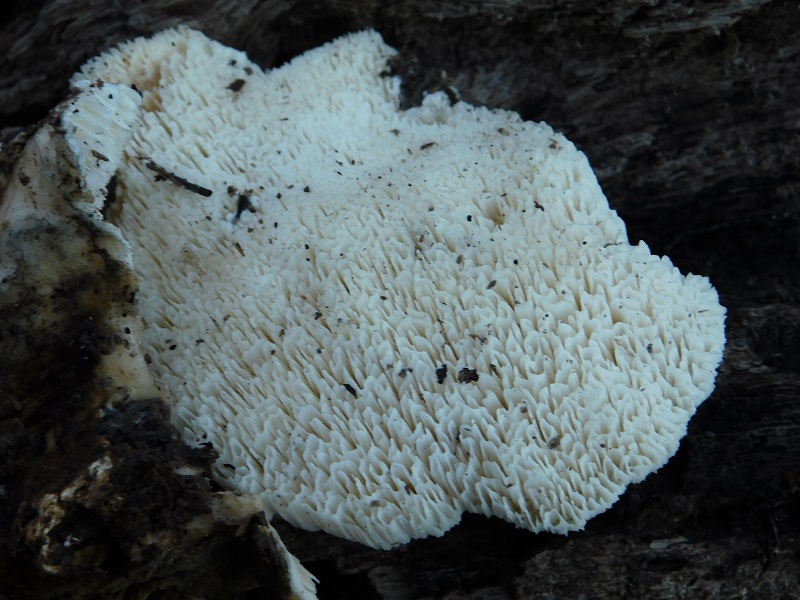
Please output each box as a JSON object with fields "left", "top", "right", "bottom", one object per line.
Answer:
{"left": 75, "top": 27, "right": 726, "bottom": 549}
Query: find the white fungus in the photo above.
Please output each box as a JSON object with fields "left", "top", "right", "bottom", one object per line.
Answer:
{"left": 75, "top": 28, "right": 727, "bottom": 549}
{"left": 1, "top": 80, "right": 318, "bottom": 598}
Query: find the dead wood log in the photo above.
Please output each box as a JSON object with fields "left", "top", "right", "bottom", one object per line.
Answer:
{"left": 1, "top": 1, "right": 798, "bottom": 598}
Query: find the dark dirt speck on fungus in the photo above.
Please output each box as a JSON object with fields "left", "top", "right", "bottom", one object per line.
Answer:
{"left": 227, "top": 79, "right": 246, "bottom": 92}
{"left": 234, "top": 194, "right": 253, "bottom": 219}
{"left": 457, "top": 367, "right": 479, "bottom": 383}
{"left": 145, "top": 160, "right": 212, "bottom": 197}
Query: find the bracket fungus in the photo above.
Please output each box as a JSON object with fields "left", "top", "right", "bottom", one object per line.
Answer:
{"left": 0, "top": 81, "right": 317, "bottom": 598}
{"left": 71, "top": 28, "right": 726, "bottom": 549}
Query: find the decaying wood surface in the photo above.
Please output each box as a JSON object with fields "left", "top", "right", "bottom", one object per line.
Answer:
{"left": 2, "top": 1, "right": 798, "bottom": 598}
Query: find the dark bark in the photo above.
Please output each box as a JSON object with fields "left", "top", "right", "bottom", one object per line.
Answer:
{"left": 2, "top": 1, "right": 798, "bottom": 599}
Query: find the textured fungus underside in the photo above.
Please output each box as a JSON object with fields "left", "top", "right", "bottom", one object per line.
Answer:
{"left": 0, "top": 80, "right": 318, "bottom": 599}
{"left": 76, "top": 28, "right": 726, "bottom": 549}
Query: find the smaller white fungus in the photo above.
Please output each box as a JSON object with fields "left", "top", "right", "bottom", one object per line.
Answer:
{"left": 74, "top": 28, "right": 726, "bottom": 549}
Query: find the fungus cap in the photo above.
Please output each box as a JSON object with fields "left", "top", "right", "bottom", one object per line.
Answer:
{"left": 75, "top": 28, "right": 726, "bottom": 549}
